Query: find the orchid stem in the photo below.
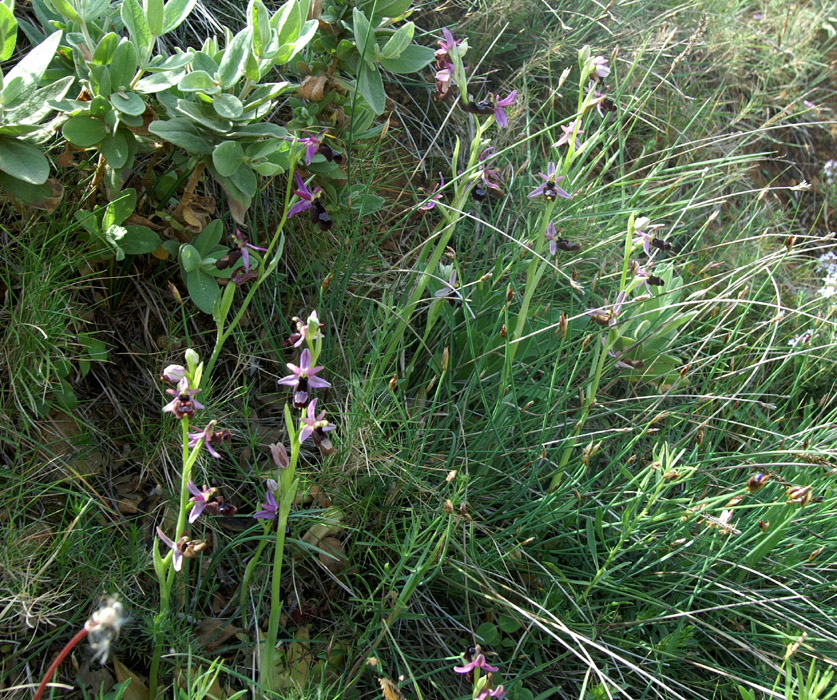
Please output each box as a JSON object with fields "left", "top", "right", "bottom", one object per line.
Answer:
{"left": 549, "top": 335, "right": 609, "bottom": 491}
{"left": 260, "top": 438, "right": 300, "bottom": 690}
{"left": 380, "top": 121, "right": 486, "bottom": 371}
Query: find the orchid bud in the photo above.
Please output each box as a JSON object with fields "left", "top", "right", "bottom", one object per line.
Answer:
{"left": 184, "top": 348, "right": 200, "bottom": 372}
{"left": 161, "top": 365, "right": 186, "bottom": 383}
{"left": 270, "top": 443, "right": 289, "bottom": 469}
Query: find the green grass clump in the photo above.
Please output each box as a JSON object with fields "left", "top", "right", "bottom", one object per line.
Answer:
{"left": 3, "top": 0, "right": 837, "bottom": 698}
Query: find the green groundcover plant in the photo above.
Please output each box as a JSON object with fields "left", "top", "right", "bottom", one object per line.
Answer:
{"left": 2, "top": 0, "right": 837, "bottom": 698}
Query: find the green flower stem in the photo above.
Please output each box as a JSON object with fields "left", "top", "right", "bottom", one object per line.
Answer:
{"left": 148, "top": 621, "right": 164, "bottom": 698}
{"left": 239, "top": 529, "right": 269, "bottom": 622}
{"left": 500, "top": 200, "right": 557, "bottom": 392}
{"left": 549, "top": 330, "right": 610, "bottom": 491}
{"left": 151, "top": 156, "right": 301, "bottom": 697}
{"left": 260, "top": 436, "right": 300, "bottom": 688}
{"left": 548, "top": 211, "right": 638, "bottom": 491}
{"left": 380, "top": 121, "right": 487, "bottom": 368}
{"left": 149, "top": 418, "right": 202, "bottom": 698}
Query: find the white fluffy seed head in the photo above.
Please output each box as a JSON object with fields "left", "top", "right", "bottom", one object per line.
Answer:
{"left": 85, "top": 597, "right": 126, "bottom": 664}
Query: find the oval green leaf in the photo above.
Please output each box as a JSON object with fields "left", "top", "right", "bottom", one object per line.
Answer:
{"left": 186, "top": 268, "right": 220, "bottom": 314}
{"left": 213, "top": 92, "right": 244, "bottom": 119}
{"left": 178, "top": 70, "right": 219, "bottom": 93}
{"left": 212, "top": 140, "right": 245, "bottom": 177}
{"left": 62, "top": 116, "right": 107, "bottom": 148}
{"left": 110, "top": 91, "right": 146, "bottom": 116}
{"left": 0, "top": 137, "right": 49, "bottom": 184}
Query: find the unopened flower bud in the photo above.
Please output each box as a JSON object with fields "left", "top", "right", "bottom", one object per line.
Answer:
{"left": 441, "top": 346, "right": 449, "bottom": 372}
{"left": 270, "top": 443, "right": 289, "bottom": 469}
{"left": 184, "top": 348, "right": 200, "bottom": 370}
{"left": 306, "top": 310, "right": 323, "bottom": 341}
{"left": 168, "top": 281, "right": 183, "bottom": 305}
{"left": 559, "top": 311, "right": 568, "bottom": 338}
{"left": 161, "top": 365, "right": 186, "bottom": 382}
{"left": 388, "top": 374, "right": 398, "bottom": 391}
{"left": 266, "top": 478, "right": 279, "bottom": 494}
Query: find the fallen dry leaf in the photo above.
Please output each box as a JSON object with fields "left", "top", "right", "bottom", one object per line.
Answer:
{"left": 112, "top": 658, "right": 150, "bottom": 700}
{"left": 301, "top": 507, "right": 345, "bottom": 548}
{"left": 196, "top": 618, "right": 243, "bottom": 652}
{"left": 318, "top": 536, "right": 347, "bottom": 574}
{"left": 299, "top": 75, "right": 326, "bottom": 102}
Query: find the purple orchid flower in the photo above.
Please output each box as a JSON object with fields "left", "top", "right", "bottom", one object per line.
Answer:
{"left": 586, "top": 290, "right": 627, "bottom": 327}
{"left": 436, "top": 27, "right": 458, "bottom": 59}
{"left": 454, "top": 651, "right": 499, "bottom": 675}
{"left": 591, "top": 55, "right": 610, "bottom": 79}
{"left": 187, "top": 479, "right": 217, "bottom": 523}
{"left": 419, "top": 174, "right": 444, "bottom": 210}
{"left": 253, "top": 489, "right": 278, "bottom": 521}
{"left": 188, "top": 420, "right": 230, "bottom": 459}
{"left": 545, "top": 222, "right": 559, "bottom": 255}
{"left": 476, "top": 147, "right": 503, "bottom": 195}
{"left": 477, "top": 687, "right": 507, "bottom": 700}
{"left": 298, "top": 132, "right": 320, "bottom": 165}
{"left": 299, "top": 398, "right": 336, "bottom": 445}
{"left": 553, "top": 120, "right": 584, "bottom": 149}
{"left": 287, "top": 173, "right": 332, "bottom": 230}
{"left": 434, "top": 267, "right": 460, "bottom": 300}
{"left": 278, "top": 348, "right": 330, "bottom": 408}
{"left": 434, "top": 28, "right": 460, "bottom": 101}
{"left": 287, "top": 173, "right": 323, "bottom": 219}
{"left": 294, "top": 131, "right": 343, "bottom": 166}
{"left": 285, "top": 310, "right": 324, "bottom": 348}
{"left": 230, "top": 229, "right": 267, "bottom": 275}
{"left": 631, "top": 260, "right": 664, "bottom": 294}
{"left": 606, "top": 343, "right": 642, "bottom": 370}
{"left": 156, "top": 527, "right": 186, "bottom": 572}
{"left": 163, "top": 377, "right": 204, "bottom": 420}
{"left": 528, "top": 162, "right": 572, "bottom": 201}
{"left": 585, "top": 81, "right": 607, "bottom": 116}
{"left": 493, "top": 91, "right": 516, "bottom": 127}
{"left": 633, "top": 216, "right": 664, "bottom": 256}
{"left": 434, "top": 66, "right": 454, "bottom": 101}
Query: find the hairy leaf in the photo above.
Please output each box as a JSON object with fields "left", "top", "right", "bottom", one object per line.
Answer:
{"left": 0, "top": 137, "right": 49, "bottom": 183}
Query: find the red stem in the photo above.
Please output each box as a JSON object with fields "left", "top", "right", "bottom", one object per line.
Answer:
{"left": 33, "top": 627, "right": 88, "bottom": 700}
